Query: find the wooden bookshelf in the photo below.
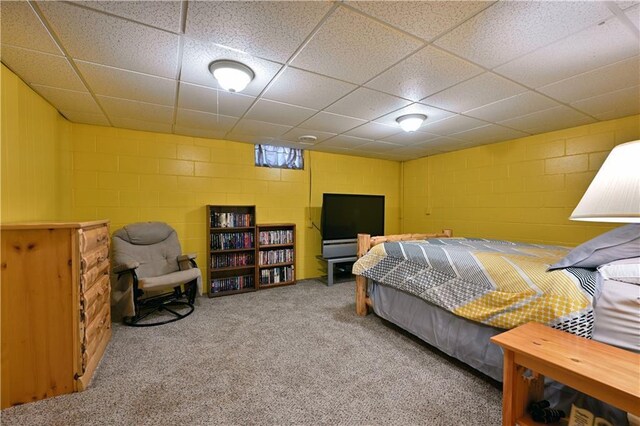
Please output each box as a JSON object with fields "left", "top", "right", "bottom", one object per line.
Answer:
{"left": 256, "top": 223, "right": 296, "bottom": 289}
{"left": 207, "top": 205, "right": 257, "bottom": 297}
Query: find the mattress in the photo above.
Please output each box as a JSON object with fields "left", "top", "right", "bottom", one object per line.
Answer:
{"left": 370, "top": 281, "right": 630, "bottom": 424}
{"left": 592, "top": 277, "right": 640, "bottom": 352}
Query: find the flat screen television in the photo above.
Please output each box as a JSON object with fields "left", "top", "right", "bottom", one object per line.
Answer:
{"left": 321, "top": 193, "right": 385, "bottom": 243}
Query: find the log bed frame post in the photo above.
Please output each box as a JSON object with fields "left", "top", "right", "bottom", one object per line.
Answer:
{"left": 355, "top": 229, "right": 453, "bottom": 317}
{"left": 355, "top": 234, "right": 371, "bottom": 316}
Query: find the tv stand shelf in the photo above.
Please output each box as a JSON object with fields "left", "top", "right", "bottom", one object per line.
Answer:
{"left": 316, "top": 255, "right": 358, "bottom": 286}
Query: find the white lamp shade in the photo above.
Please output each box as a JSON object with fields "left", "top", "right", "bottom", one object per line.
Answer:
{"left": 570, "top": 140, "right": 640, "bottom": 223}
{"left": 209, "top": 60, "right": 254, "bottom": 93}
{"left": 396, "top": 114, "right": 426, "bottom": 132}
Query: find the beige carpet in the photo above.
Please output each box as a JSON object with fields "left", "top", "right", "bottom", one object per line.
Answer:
{"left": 1, "top": 280, "right": 502, "bottom": 425}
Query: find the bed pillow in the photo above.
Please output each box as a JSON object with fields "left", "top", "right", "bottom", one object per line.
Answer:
{"left": 549, "top": 224, "right": 640, "bottom": 270}
{"left": 598, "top": 257, "right": 640, "bottom": 285}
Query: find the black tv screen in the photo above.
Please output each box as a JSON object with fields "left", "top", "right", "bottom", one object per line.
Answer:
{"left": 321, "top": 194, "right": 385, "bottom": 241}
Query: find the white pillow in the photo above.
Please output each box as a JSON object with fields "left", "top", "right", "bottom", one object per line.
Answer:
{"left": 598, "top": 257, "right": 640, "bottom": 285}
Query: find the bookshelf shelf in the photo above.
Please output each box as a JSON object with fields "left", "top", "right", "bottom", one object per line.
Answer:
{"left": 207, "top": 205, "right": 257, "bottom": 298}
{"left": 209, "top": 265, "right": 256, "bottom": 273}
{"left": 258, "top": 261, "right": 293, "bottom": 269}
{"left": 257, "top": 224, "right": 296, "bottom": 289}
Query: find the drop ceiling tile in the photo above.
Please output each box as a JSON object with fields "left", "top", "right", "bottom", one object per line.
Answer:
{"left": 174, "top": 126, "right": 228, "bottom": 140}
{"left": 186, "top": 2, "right": 332, "bottom": 63}
{"left": 420, "top": 115, "right": 489, "bottom": 136}
{"left": 617, "top": 1, "right": 640, "bottom": 11}
{"left": 344, "top": 122, "right": 400, "bottom": 140}
{"left": 31, "top": 85, "right": 102, "bottom": 114}
{"left": 347, "top": 1, "right": 491, "bottom": 41}
{"left": 326, "top": 88, "right": 411, "bottom": 121}
{"left": 297, "top": 112, "right": 366, "bottom": 134}
{"left": 226, "top": 133, "right": 274, "bottom": 145}
{"left": 434, "top": 1, "right": 612, "bottom": 68}
{"left": 110, "top": 117, "right": 173, "bottom": 134}
{"left": 572, "top": 85, "right": 640, "bottom": 120}
{"left": 494, "top": 17, "right": 640, "bottom": 89}
{"left": 465, "top": 91, "right": 559, "bottom": 122}
{"left": 451, "top": 124, "right": 529, "bottom": 144}
{"left": 76, "top": 61, "right": 176, "bottom": 106}
{"left": 262, "top": 67, "right": 356, "bottom": 110}
{"left": 499, "top": 106, "right": 595, "bottom": 134}
{"left": 60, "top": 110, "right": 110, "bottom": 126}
{"left": 356, "top": 141, "right": 403, "bottom": 153}
{"left": 291, "top": 6, "right": 423, "bottom": 84}
{"left": 74, "top": 1, "right": 182, "bottom": 33}
{"left": 627, "top": 5, "right": 640, "bottom": 28}
{"left": 175, "top": 109, "right": 238, "bottom": 132}
{"left": 245, "top": 99, "right": 316, "bottom": 127}
{"left": 98, "top": 96, "right": 174, "bottom": 123}
{"left": 281, "top": 128, "right": 337, "bottom": 144}
{"left": 538, "top": 56, "right": 640, "bottom": 103}
{"left": 382, "top": 130, "right": 440, "bottom": 146}
{"left": 230, "top": 119, "right": 292, "bottom": 137}
{"left": 0, "top": 45, "right": 85, "bottom": 91}
{"left": 423, "top": 73, "right": 528, "bottom": 113}
{"left": 180, "top": 38, "right": 282, "bottom": 97}
{"left": 318, "top": 135, "right": 372, "bottom": 149}
{"left": 0, "top": 1, "right": 61, "bottom": 54}
{"left": 178, "top": 83, "right": 255, "bottom": 117}
{"left": 373, "top": 103, "right": 455, "bottom": 128}
{"left": 366, "top": 45, "right": 483, "bottom": 101}
{"left": 38, "top": 1, "right": 180, "bottom": 78}
{"left": 314, "top": 145, "right": 354, "bottom": 156}
{"left": 422, "top": 137, "right": 471, "bottom": 152}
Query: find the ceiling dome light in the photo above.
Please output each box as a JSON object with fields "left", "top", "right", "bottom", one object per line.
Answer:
{"left": 209, "top": 60, "right": 255, "bottom": 93}
{"left": 396, "top": 114, "right": 427, "bottom": 132}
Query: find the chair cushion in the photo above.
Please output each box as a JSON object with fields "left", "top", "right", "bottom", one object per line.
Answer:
{"left": 138, "top": 268, "right": 201, "bottom": 290}
{"left": 112, "top": 222, "right": 182, "bottom": 279}
{"left": 114, "top": 222, "right": 175, "bottom": 246}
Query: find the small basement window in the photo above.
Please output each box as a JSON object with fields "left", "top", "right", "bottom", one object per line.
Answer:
{"left": 254, "top": 144, "right": 304, "bottom": 170}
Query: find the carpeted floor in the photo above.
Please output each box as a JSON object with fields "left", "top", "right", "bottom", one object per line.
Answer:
{"left": 1, "top": 280, "right": 502, "bottom": 425}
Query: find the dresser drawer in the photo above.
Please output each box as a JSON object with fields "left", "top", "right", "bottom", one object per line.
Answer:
{"left": 80, "top": 257, "right": 109, "bottom": 294}
{"left": 80, "top": 245, "right": 109, "bottom": 276}
{"left": 83, "top": 274, "right": 110, "bottom": 320}
{"left": 84, "top": 302, "right": 110, "bottom": 361}
{"left": 79, "top": 225, "right": 110, "bottom": 255}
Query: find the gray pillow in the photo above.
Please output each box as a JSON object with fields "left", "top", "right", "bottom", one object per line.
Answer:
{"left": 549, "top": 224, "right": 640, "bottom": 270}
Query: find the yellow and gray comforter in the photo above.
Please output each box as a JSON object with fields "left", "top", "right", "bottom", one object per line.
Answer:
{"left": 353, "top": 238, "right": 597, "bottom": 337}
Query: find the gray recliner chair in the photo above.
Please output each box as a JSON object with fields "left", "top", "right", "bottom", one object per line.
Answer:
{"left": 111, "top": 222, "right": 201, "bottom": 327}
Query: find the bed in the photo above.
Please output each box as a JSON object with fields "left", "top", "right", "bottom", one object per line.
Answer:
{"left": 352, "top": 229, "right": 639, "bottom": 424}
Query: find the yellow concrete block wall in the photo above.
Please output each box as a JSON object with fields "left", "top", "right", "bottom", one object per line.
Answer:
{"left": 66, "top": 124, "right": 401, "bottom": 280}
{"left": 402, "top": 115, "right": 640, "bottom": 246}
{"left": 1, "top": 64, "right": 71, "bottom": 222}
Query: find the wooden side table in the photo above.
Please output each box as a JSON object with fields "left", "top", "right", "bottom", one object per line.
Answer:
{"left": 491, "top": 322, "right": 640, "bottom": 426}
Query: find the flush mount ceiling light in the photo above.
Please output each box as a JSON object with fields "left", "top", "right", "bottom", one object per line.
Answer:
{"left": 298, "top": 135, "right": 318, "bottom": 145}
{"left": 209, "top": 60, "right": 255, "bottom": 93}
{"left": 396, "top": 114, "right": 427, "bottom": 132}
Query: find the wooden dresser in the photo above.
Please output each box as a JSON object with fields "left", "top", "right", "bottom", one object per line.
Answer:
{"left": 1, "top": 220, "right": 111, "bottom": 408}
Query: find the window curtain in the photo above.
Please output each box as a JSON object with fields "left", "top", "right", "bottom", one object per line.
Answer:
{"left": 254, "top": 144, "right": 304, "bottom": 170}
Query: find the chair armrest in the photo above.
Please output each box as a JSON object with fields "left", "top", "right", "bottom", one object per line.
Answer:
{"left": 113, "top": 261, "right": 140, "bottom": 274}
{"left": 177, "top": 253, "right": 197, "bottom": 262}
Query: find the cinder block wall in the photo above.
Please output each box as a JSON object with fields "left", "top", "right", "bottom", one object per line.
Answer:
{"left": 402, "top": 115, "right": 639, "bottom": 245}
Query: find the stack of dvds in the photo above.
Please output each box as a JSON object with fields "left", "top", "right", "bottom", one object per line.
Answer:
{"left": 210, "top": 275, "right": 255, "bottom": 293}
{"left": 211, "top": 252, "right": 254, "bottom": 268}
{"left": 259, "top": 229, "right": 294, "bottom": 245}
{"left": 211, "top": 232, "right": 254, "bottom": 250}
{"left": 211, "top": 212, "right": 253, "bottom": 228}
{"left": 259, "top": 266, "right": 293, "bottom": 285}
{"left": 259, "top": 249, "right": 293, "bottom": 265}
